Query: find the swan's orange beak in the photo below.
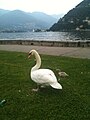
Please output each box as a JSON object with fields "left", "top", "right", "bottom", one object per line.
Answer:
{"left": 28, "top": 52, "right": 32, "bottom": 58}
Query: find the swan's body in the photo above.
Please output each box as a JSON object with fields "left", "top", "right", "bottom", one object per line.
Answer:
{"left": 28, "top": 50, "right": 62, "bottom": 91}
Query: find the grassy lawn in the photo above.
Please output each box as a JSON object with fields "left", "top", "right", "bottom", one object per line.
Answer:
{"left": 0, "top": 50, "right": 90, "bottom": 120}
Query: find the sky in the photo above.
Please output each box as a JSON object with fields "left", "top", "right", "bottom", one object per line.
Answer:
{"left": 0, "top": 0, "right": 83, "bottom": 15}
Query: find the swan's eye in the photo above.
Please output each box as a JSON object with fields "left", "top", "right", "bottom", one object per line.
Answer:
{"left": 28, "top": 52, "right": 32, "bottom": 58}
{"left": 29, "top": 52, "right": 32, "bottom": 55}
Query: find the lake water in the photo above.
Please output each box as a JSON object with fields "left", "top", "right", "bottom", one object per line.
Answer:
{"left": 0, "top": 31, "right": 90, "bottom": 41}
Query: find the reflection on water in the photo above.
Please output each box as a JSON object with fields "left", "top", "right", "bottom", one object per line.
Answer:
{"left": 69, "top": 31, "right": 90, "bottom": 40}
{"left": 0, "top": 31, "right": 90, "bottom": 41}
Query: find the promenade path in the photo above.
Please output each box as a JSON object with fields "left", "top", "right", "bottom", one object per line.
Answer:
{"left": 0, "top": 45, "right": 90, "bottom": 59}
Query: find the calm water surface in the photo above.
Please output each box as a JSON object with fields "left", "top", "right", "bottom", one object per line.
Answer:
{"left": 0, "top": 31, "right": 90, "bottom": 41}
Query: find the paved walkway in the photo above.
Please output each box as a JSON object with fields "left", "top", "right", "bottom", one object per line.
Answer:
{"left": 0, "top": 45, "right": 90, "bottom": 59}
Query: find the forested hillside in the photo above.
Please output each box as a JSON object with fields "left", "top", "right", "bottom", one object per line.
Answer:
{"left": 50, "top": 0, "right": 90, "bottom": 31}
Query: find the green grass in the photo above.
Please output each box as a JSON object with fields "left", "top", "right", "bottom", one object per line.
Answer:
{"left": 0, "top": 50, "right": 90, "bottom": 120}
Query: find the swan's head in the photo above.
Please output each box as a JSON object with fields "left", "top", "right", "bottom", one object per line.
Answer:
{"left": 28, "top": 49, "right": 37, "bottom": 58}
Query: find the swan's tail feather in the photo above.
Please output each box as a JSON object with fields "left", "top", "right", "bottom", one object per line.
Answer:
{"left": 50, "top": 82, "right": 62, "bottom": 89}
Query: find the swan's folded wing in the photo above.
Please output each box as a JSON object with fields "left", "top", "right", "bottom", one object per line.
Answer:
{"left": 31, "top": 69, "right": 57, "bottom": 84}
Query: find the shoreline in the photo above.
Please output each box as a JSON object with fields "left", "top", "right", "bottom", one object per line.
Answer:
{"left": 0, "top": 40, "right": 90, "bottom": 47}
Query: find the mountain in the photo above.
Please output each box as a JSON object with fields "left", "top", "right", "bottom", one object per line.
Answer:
{"left": 31, "top": 12, "right": 57, "bottom": 24}
{"left": 50, "top": 0, "right": 90, "bottom": 31}
{"left": 0, "top": 9, "right": 10, "bottom": 16}
{"left": 0, "top": 10, "right": 35, "bottom": 32}
{"left": 0, "top": 9, "right": 57, "bottom": 32}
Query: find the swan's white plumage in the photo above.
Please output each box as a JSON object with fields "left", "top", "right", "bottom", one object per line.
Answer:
{"left": 28, "top": 50, "right": 62, "bottom": 90}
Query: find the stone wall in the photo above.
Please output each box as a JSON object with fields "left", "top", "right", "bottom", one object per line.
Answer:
{"left": 0, "top": 40, "right": 90, "bottom": 47}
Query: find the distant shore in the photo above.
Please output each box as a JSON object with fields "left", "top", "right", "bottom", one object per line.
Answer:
{"left": 0, "top": 40, "right": 90, "bottom": 47}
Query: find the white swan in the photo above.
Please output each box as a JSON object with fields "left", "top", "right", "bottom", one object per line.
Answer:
{"left": 28, "top": 50, "right": 62, "bottom": 91}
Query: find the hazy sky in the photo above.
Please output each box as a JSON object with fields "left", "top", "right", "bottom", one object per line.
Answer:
{"left": 0, "top": 0, "right": 83, "bottom": 15}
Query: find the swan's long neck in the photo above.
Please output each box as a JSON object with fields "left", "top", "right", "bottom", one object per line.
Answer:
{"left": 31, "top": 51, "right": 41, "bottom": 71}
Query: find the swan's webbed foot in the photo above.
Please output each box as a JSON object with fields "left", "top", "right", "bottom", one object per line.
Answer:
{"left": 32, "top": 84, "right": 40, "bottom": 92}
{"left": 32, "top": 84, "right": 46, "bottom": 92}
{"left": 32, "top": 88, "right": 39, "bottom": 92}
{"left": 41, "top": 85, "right": 46, "bottom": 88}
